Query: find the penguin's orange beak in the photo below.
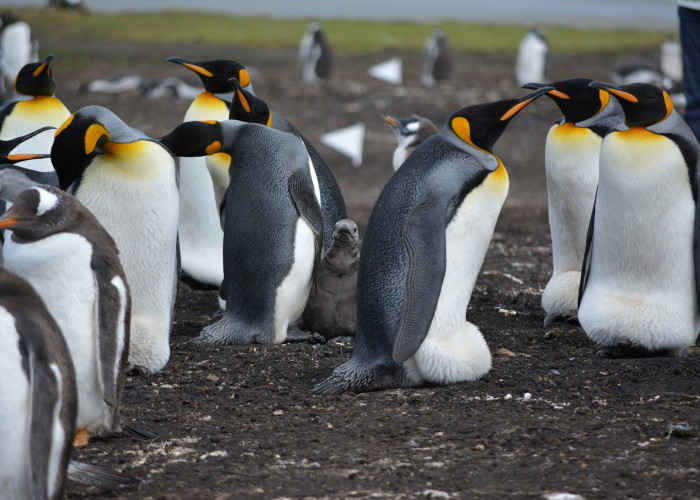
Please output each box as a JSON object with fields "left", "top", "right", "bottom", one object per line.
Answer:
{"left": 0, "top": 212, "right": 19, "bottom": 229}
{"left": 589, "top": 81, "right": 639, "bottom": 103}
{"left": 5, "top": 153, "right": 51, "bottom": 162}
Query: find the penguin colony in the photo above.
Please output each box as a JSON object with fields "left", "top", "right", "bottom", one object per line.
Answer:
{"left": 0, "top": 14, "right": 698, "bottom": 496}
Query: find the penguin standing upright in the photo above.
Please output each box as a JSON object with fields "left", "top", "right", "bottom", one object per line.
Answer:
{"left": 0, "top": 54, "right": 70, "bottom": 174}
{"left": 51, "top": 105, "right": 179, "bottom": 375}
{"left": 0, "top": 186, "right": 130, "bottom": 446}
{"left": 515, "top": 27, "right": 550, "bottom": 87}
{"left": 522, "top": 78, "right": 624, "bottom": 326}
{"left": 0, "top": 266, "right": 76, "bottom": 500}
{"left": 421, "top": 29, "right": 454, "bottom": 88}
{"left": 226, "top": 75, "right": 346, "bottom": 253}
{"left": 383, "top": 114, "right": 439, "bottom": 171}
{"left": 159, "top": 119, "right": 324, "bottom": 345}
{"left": 313, "top": 89, "right": 552, "bottom": 394}
{"left": 0, "top": 11, "right": 38, "bottom": 99}
{"left": 578, "top": 81, "right": 700, "bottom": 357}
{"left": 166, "top": 57, "right": 254, "bottom": 289}
{"left": 297, "top": 22, "right": 333, "bottom": 83}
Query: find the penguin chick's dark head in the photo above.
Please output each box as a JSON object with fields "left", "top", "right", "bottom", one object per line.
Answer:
{"left": 51, "top": 105, "right": 151, "bottom": 190}
{"left": 332, "top": 219, "right": 359, "bottom": 249}
{"left": 167, "top": 57, "right": 251, "bottom": 94}
{"left": 448, "top": 87, "right": 552, "bottom": 153}
{"left": 589, "top": 81, "right": 672, "bottom": 128}
{"left": 228, "top": 77, "right": 271, "bottom": 126}
{"left": 0, "top": 186, "right": 80, "bottom": 240}
{"left": 14, "top": 54, "right": 56, "bottom": 97}
{"left": 523, "top": 78, "right": 611, "bottom": 124}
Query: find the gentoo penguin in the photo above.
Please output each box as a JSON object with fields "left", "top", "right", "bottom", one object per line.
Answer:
{"left": 313, "top": 88, "right": 552, "bottom": 394}
{"left": 515, "top": 27, "right": 550, "bottom": 87}
{"left": 51, "top": 105, "right": 179, "bottom": 374}
{"left": 421, "top": 28, "right": 454, "bottom": 88}
{"left": 225, "top": 74, "right": 347, "bottom": 253}
{"left": 300, "top": 218, "right": 360, "bottom": 340}
{"left": 159, "top": 119, "right": 324, "bottom": 345}
{"left": 383, "top": 114, "right": 439, "bottom": 171}
{"left": 167, "top": 56, "right": 253, "bottom": 289}
{"left": 579, "top": 81, "right": 700, "bottom": 357}
{"left": 297, "top": 22, "right": 333, "bottom": 83}
{"left": 0, "top": 186, "right": 130, "bottom": 446}
{"left": 0, "top": 266, "right": 77, "bottom": 500}
{"left": 522, "top": 78, "right": 625, "bottom": 327}
{"left": 0, "top": 11, "right": 38, "bottom": 99}
{"left": 0, "top": 54, "right": 71, "bottom": 174}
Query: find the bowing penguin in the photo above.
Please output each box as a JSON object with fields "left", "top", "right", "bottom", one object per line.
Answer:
{"left": 313, "top": 88, "right": 552, "bottom": 394}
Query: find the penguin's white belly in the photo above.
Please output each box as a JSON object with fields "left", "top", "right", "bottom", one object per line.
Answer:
{"left": 405, "top": 165, "right": 509, "bottom": 384}
{"left": 3, "top": 233, "right": 111, "bottom": 433}
{"left": 542, "top": 124, "right": 601, "bottom": 315}
{"left": 578, "top": 131, "right": 700, "bottom": 352}
{"left": 515, "top": 36, "right": 548, "bottom": 85}
{"left": 0, "top": 307, "right": 31, "bottom": 499}
{"left": 78, "top": 149, "right": 179, "bottom": 373}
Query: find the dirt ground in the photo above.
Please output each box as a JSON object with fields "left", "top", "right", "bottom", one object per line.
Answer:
{"left": 35, "top": 33, "right": 700, "bottom": 499}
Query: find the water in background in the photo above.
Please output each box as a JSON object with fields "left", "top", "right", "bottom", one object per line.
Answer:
{"left": 5, "top": 0, "right": 678, "bottom": 31}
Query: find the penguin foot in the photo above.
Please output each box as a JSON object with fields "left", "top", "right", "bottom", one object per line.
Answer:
{"left": 328, "top": 335, "right": 355, "bottom": 345}
{"left": 543, "top": 312, "right": 579, "bottom": 328}
{"left": 286, "top": 329, "right": 327, "bottom": 344}
{"left": 595, "top": 342, "right": 681, "bottom": 359}
{"left": 126, "top": 365, "right": 151, "bottom": 377}
{"left": 73, "top": 428, "right": 91, "bottom": 447}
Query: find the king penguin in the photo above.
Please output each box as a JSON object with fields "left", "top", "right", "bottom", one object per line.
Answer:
{"left": 522, "top": 78, "right": 625, "bottom": 327}
{"left": 225, "top": 74, "right": 347, "bottom": 253}
{"left": 159, "top": 119, "right": 324, "bottom": 345}
{"left": 51, "top": 105, "right": 179, "bottom": 374}
{"left": 0, "top": 186, "right": 130, "bottom": 446}
{"left": 166, "top": 57, "right": 254, "bottom": 289}
{"left": 313, "top": 88, "right": 552, "bottom": 394}
{"left": 578, "top": 81, "right": 700, "bottom": 357}
{"left": 515, "top": 27, "right": 550, "bottom": 87}
{"left": 0, "top": 54, "right": 70, "bottom": 174}
{"left": 297, "top": 22, "right": 334, "bottom": 83}
{"left": 0, "top": 11, "right": 39, "bottom": 99}
{"left": 383, "top": 114, "right": 439, "bottom": 171}
{"left": 0, "top": 265, "right": 77, "bottom": 500}
{"left": 421, "top": 29, "right": 454, "bottom": 88}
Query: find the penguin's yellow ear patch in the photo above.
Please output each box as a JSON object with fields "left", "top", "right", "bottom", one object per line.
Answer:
{"left": 266, "top": 114, "right": 272, "bottom": 127}
{"left": 451, "top": 116, "right": 471, "bottom": 145}
{"left": 55, "top": 114, "right": 75, "bottom": 138}
{"left": 84, "top": 124, "right": 110, "bottom": 155}
{"left": 238, "top": 69, "right": 251, "bottom": 88}
{"left": 597, "top": 89, "right": 610, "bottom": 111}
{"left": 662, "top": 90, "right": 674, "bottom": 120}
{"left": 206, "top": 141, "right": 222, "bottom": 155}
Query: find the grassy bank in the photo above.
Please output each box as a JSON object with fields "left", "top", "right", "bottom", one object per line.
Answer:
{"left": 14, "top": 7, "right": 672, "bottom": 55}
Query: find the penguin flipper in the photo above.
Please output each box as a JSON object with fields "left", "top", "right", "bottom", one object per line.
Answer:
{"left": 67, "top": 460, "right": 142, "bottom": 489}
{"left": 288, "top": 170, "right": 324, "bottom": 283}
{"left": 578, "top": 189, "right": 597, "bottom": 307}
{"left": 392, "top": 194, "right": 447, "bottom": 364}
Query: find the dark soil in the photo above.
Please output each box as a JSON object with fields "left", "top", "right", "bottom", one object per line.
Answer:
{"left": 42, "top": 37, "right": 699, "bottom": 499}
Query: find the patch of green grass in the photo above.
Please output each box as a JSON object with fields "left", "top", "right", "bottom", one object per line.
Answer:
{"left": 15, "top": 7, "right": 672, "bottom": 55}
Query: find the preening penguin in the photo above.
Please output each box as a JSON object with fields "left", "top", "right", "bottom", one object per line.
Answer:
{"left": 579, "top": 81, "right": 700, "bottom": 357}
{"left": 51, "top": 105, "right": 179, "bottom": 375}
{"left": 522, "top": 78, "right": 624, "bottom": 327}
{"left": 421, "top": 29, "right": 454, "bottom": 88}
{"left": 160, "top": 119, "right": 323, "bottom": 345}
{"left": 383, "top": 114, "right": 439, "bottom": 171}
{"left": 297, "top": 22, "right": 333, "bottom": 83}
{"left": 167, "top": 56, "right": 253, "bottom": 289}
{"left": 515, "top": 27, "right": 550, "bottom": 87}
{"left": 0, "top": 266, "right": 77, "bottom": 500}
{"left": 313, "top": 88, "right": 552, "bottom": 394}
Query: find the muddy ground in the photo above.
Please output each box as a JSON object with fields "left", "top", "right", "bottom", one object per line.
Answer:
{"left": 32, "top": 29, "right": 699, "bottom": 499}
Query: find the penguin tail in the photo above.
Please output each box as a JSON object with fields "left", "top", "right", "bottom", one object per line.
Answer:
{"left": 67, "top": 460, "right": 142, "bottom": 489}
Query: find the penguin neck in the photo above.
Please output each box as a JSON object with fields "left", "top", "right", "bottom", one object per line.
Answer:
{"left": 186, "top": 92, "right": 231, "bottom": 121}
{"left": 442, "top": 127, "right": 501, "bottom": 171}
{"left": 576, "top": 96, "right": 624, "bottom": 130}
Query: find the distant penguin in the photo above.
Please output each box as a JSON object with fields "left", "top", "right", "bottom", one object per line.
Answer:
{"left": 86, "top": 72, "right": 145, "bottom": 94}
{"left": 300, "top": 218, "right": 360, "bottom": 340}
{"left": 0, "top": 54, "right": 71, "bottom": 174}
{"left": 0, "top": 186, "right": 130, "bottom": 446}
{"left": 611, "top": 56, "right": 667, "bottom": 87}
{"left": 167, "top": 56, "right": 254, "bottom": 289}
{"left": 421, "top": 29, "right": 454, "bottom": 87}
{"left": 0, "top": 11, "right": 38, "bottom": 99}
{"left": 579, "top": 81, "right": 700, "bottom": 357}
{"left": 658, "top": 35, "right": 683, "bottom": 85}
{"left": 226, "top": 74, "right": 347, "bottom": 253}
{"left": 297, "top": 22, "right": 333, "bottom": 83}
{"left": 515, "top": 28, "right": 550, "bottom": 87}
{"left": 142, "top": 75, "right": 202, "bottom": 101}
{"left": 51, "top": 105, "right": 179, "bottom": 375}
{"left": 159, "top": 119, "right": 324, "bottom": 345}
{"left": 522, "top": 78, "right": 624, "bottom": 327}
{"left": 0, "top": 266, "right": 77, "bottom": 500}
{"left": 313, "top": 88, "right": 552, "bottom": 394}
{"left": 383, "top": 114, "right": 439, "bottom": 171}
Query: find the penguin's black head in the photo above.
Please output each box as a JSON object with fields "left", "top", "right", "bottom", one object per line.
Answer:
{"left": 159, "top": 120, "right": 226, "bottom": 158}
{"left": 168, "top": 57, "right": 251, "bottom": 94}
{"left": 589, "top": 81, "right": 672, "bottom": 128}
{"left": 523, "top": 78, "right": 610, "bottom": 124}
{"left": 14, "top": 54, "right": 56, "bottom": 97}
{"left": 448, "top": 87, "right": 552, "bottom": 153}
{"left": 0, "top": 126, "right": 54, "bottom": 164}
{"left": 228, "top": 78, "right": 271, "bottom": 126}
{"left": 0, "top": 186, "right": 77, "bottom": 240}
